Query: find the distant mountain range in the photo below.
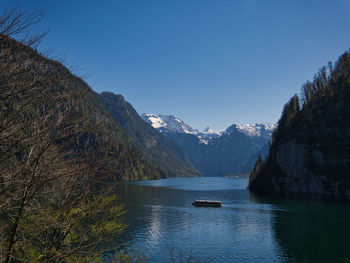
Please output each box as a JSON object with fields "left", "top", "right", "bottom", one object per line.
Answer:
{"left": 142, "top": 114, "right": 276, "bottom": 176}
{"left": 2, "top": 32, "right": 276, "bottom": 180}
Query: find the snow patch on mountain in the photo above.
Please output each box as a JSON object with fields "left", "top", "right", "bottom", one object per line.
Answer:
{"left": 141, "top": 113, "right": 275, "bottom": 143}
{"left": 225, "top": 123, "right": 276, "bottom": 138}
{"left": 144, "top": 114, "right": 167, "bottom": 129}
{"left": 141, "top": 113, "right": 199, "bottom": 135}
{"left": 202, "top": 126, "right": 219, "bottom": 134}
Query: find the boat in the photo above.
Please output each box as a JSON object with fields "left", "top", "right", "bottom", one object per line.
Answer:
{"left": 192, "top": 199, "right": 222, "bottom": 207}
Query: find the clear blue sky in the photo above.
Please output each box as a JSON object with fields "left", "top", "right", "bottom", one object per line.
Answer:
{"left": 3, "top": 0, "right": 350, "bottom": 131}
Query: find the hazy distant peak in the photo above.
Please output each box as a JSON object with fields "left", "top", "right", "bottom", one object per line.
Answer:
{"left": 203, "top": 126, "right": 216, "bottom": 134}
{"left": 225, "top": 123, "right": 276, "bottom": 138}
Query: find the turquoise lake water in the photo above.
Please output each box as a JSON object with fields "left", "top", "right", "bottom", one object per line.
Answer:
{"left": 113, "top": 177, "right": 350, "bottom": 262}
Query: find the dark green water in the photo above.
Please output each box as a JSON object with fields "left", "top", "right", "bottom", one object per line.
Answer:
{"left": 113, "top": 177, "right": 350, "bottom": 263}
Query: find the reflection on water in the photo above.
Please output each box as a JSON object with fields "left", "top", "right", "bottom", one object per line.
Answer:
{"left": 271, "top": 199, "right": 350, "bottom": 263}
{"left": 111, "top": 177, "right": 350, "bottom": 263}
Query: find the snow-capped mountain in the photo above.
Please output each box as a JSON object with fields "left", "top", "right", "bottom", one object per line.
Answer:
{"left": 225, "top": 123, "right": 276, "bottom": 139}
{"left": 98, "top": 95, "right": 200, "bottom": 177}
{"left": 141, "top": 113, "right": 226, "bottom": 145}
{"left": 141, "top": 113, "right": 276, "bottom": 176}
{"left": 141, "top": 113, "right": 199, "bottom": 135}
{"left": 142, "top": 113, "right": 275, "bottom": 140}
{"left": 203, "top": 126, "right": 216, "bottom": 134}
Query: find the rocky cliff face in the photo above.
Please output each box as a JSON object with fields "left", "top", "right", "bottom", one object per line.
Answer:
{"left": 250, "top": 140, "right": 350, "bottom": 195}
{"left": 249, "top": 51, "right": 350, "bottom": 196}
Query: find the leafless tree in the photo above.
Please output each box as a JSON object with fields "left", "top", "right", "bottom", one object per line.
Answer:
{"left": 0, "top": 7, "right": 125, "bottom": 263}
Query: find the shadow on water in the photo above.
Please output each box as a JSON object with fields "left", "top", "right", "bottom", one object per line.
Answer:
{"left": 251, "top": 192, "right": 350, "bottom": 263}
{"left": 106, "top": 178, "right": 350, "bottom": 263}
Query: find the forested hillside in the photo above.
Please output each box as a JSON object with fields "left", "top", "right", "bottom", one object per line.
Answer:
{"left": 0, "top": 35, "right": 165, "bottom": 181}
{"left": 249, "top": 51, "right": 350, "bottom": 195}
{"left": 0, "top": 10, "right": 165, "bottom": 262}
{"left": 99, "top": 92, "right": 200, "bottom": 177}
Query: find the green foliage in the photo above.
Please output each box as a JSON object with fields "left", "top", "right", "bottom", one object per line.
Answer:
{"left": 2, "top": 191, "right": 126, "bottom": 262}
{"left": 110, "top": 248, "right": 210, "bottom": 263}
{"left": 0, "top": 11, "right": 166, "bottom": 262}
{"left": 250, "top": 50, "right": 350, "bottom": 194}
{"left": 111, "top": 250, "right": 150, "bottom": 263}
{"left": 270, "top": 50, "right": 350, "bottom": 149}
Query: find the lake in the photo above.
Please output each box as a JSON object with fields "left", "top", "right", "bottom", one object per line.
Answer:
{"left": 112, "top": 177, "right": 350, "bottom": 263}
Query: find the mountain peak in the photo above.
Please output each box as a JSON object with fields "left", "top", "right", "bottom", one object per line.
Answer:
{"left": 142, "top": 113, "right": 275, "bottom": 140}
{"left": 203, "top": 126, "right": 211, "bottom": 133}
{"left": 100, "top": 92, "right": 125, "bottom": 103}
{"left": 225, "top": 123, "right": 276, "bottom": 138}
{"left": 141, "top": 113, "right": 199, "bottom": 134}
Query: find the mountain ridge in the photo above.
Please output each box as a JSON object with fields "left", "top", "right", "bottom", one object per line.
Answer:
{"left": 142, "top": 113, "right": 275, "bottom": 176}
{"left": 99, "top": 93, "right": 201, "bottom": 177}
{"left": 0, "top": 34, "right": 166, "bottom": 181}
{"left": 142, "top": 113, "right": 275, "bottom": 141}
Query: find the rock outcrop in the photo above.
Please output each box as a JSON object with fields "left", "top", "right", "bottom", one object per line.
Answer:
{"left": 249, "top": 51, "right": 350, "bottom": 196}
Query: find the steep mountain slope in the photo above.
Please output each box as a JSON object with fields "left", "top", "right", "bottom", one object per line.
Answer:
{"left": 142, "top": 113, "right": 200, "bottom": 134}
{"left": 0, "top": 35, "right": 165, "bottom": 181}
{"left": 99, "top": 92, "right": 200, "bottom": 177}
{"left": 142, "top": 114, "right": 275, "bottom": 176}
{"left": 237, "top": 143, "right": 270, "bottom": 173}
{"left": 249, "top": 51, "right": 350, "bottom": 196}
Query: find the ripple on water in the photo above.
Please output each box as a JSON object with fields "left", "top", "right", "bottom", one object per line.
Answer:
{"left": 115, "top": 177, "right": 350, "bottom": 263}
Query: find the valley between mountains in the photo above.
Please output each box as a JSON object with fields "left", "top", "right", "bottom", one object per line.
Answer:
{"left": 3, "top": 3, "right": 350, "bottom": 263}
{"left": 141, "top": 114, "right": 275, "bottom": 176}
{"left": 99, "top": 92, "right": 276, "bottom": 177}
